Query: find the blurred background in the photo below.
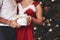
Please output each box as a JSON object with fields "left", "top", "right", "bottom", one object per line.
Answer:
{"left": 33, "top": 0, "right": 60, "bottom": 40}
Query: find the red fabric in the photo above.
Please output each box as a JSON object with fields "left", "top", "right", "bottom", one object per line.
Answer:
{"left": 33, "top": 1, "right": 39, "bottom": 7}
{"left": 16, "top": 1, "right": 39, "bottom": 40}
{"left": 16, "top": 0, "right": 22, "bottom": 3}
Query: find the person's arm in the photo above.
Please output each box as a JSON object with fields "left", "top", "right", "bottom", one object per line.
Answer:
{"left": 31, "top": 4, "right": 43, "bottom": 25}
{"left": 0, "top": 0, "right": 3, "bottom": 10}
{"left": 0, "top": 17, "right": 11, "bottom": 25}
{"left": 0, "top": 1, "right": 9, "bottom": 24}
{"left": 0, "top": 0, "right": 20, "bottom": 28}
{"left": 0, "top": 17, "right": 20, "bottom": 28}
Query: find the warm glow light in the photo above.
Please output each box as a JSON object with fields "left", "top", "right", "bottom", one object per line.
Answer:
{"left": 49, "top": 29, "right": 52, "bottom": 32}
{"left": 51, "top": 0, "right": 55, "bottom": 2}
{"left": 34, "top": 27, "right": 37, "bottom": 30}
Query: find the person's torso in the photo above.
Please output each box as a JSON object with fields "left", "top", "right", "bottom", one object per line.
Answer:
{"left": 18, "top": 1, "right": 39, "bottom": 17}
{"left": 0, "top": 0, "right": 17, "bottom": 26}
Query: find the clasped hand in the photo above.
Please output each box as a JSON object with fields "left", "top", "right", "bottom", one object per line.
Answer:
{"left": 10, "top": 15, "right": 32, "bottom": 28}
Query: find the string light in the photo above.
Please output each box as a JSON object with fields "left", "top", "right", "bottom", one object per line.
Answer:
{"left": 38, "top": 37, "right": 41, "bottom": 40}
{"left": 51, "top": 0, "right": 55, "bottom": 2}
{"left": 34, "top": 27, "right": 37, "bottom": 30}
{"left": 49, "top": 28, "right": 53, "bottom": 32}
{"left": 55, "top": 24, "right": 59, "bottom": 27}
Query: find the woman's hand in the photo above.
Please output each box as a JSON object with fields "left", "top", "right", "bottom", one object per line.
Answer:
{"left": 27, "top": 16, "right": 32, "bottom": 26}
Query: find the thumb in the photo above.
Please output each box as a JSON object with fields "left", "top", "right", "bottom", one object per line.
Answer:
{"left": 15, "top": 15, "right": 20, "bottom": 22}
{"left": 28, "top": 16, "right": 31, "bottom": 20}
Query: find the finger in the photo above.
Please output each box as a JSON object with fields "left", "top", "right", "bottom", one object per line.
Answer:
{"left": 15, "top": 23, "right": 20, "bottom": 28}
{"left": 15, "top": 26, "right": 20, "bottom": 28}
{"left": 28, "top": 16, "right": 32, "bottom": 21}
{"left": 17, "top": 24, "right": 20, "bottom": 28}
{"left": 14, "top": 15, "right": 21, "bottom": 21}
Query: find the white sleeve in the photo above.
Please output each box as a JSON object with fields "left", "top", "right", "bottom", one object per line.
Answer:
{"left": 0, "top": 0, "right": 3, "bottom": 17}
{"left": 0, "top": 0, "right": 3, "bottom": 7}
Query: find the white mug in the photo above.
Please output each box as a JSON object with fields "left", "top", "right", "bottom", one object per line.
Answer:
{"left": 17, "top": 15, "right": 27, "bottom": 26}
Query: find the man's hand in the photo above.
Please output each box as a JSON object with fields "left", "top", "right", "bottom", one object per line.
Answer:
{"left": 9, "top": 20, "right": 20, "bottom": 28}
{"left": 9, "top": 16, "right": 20, "bottom": 28}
